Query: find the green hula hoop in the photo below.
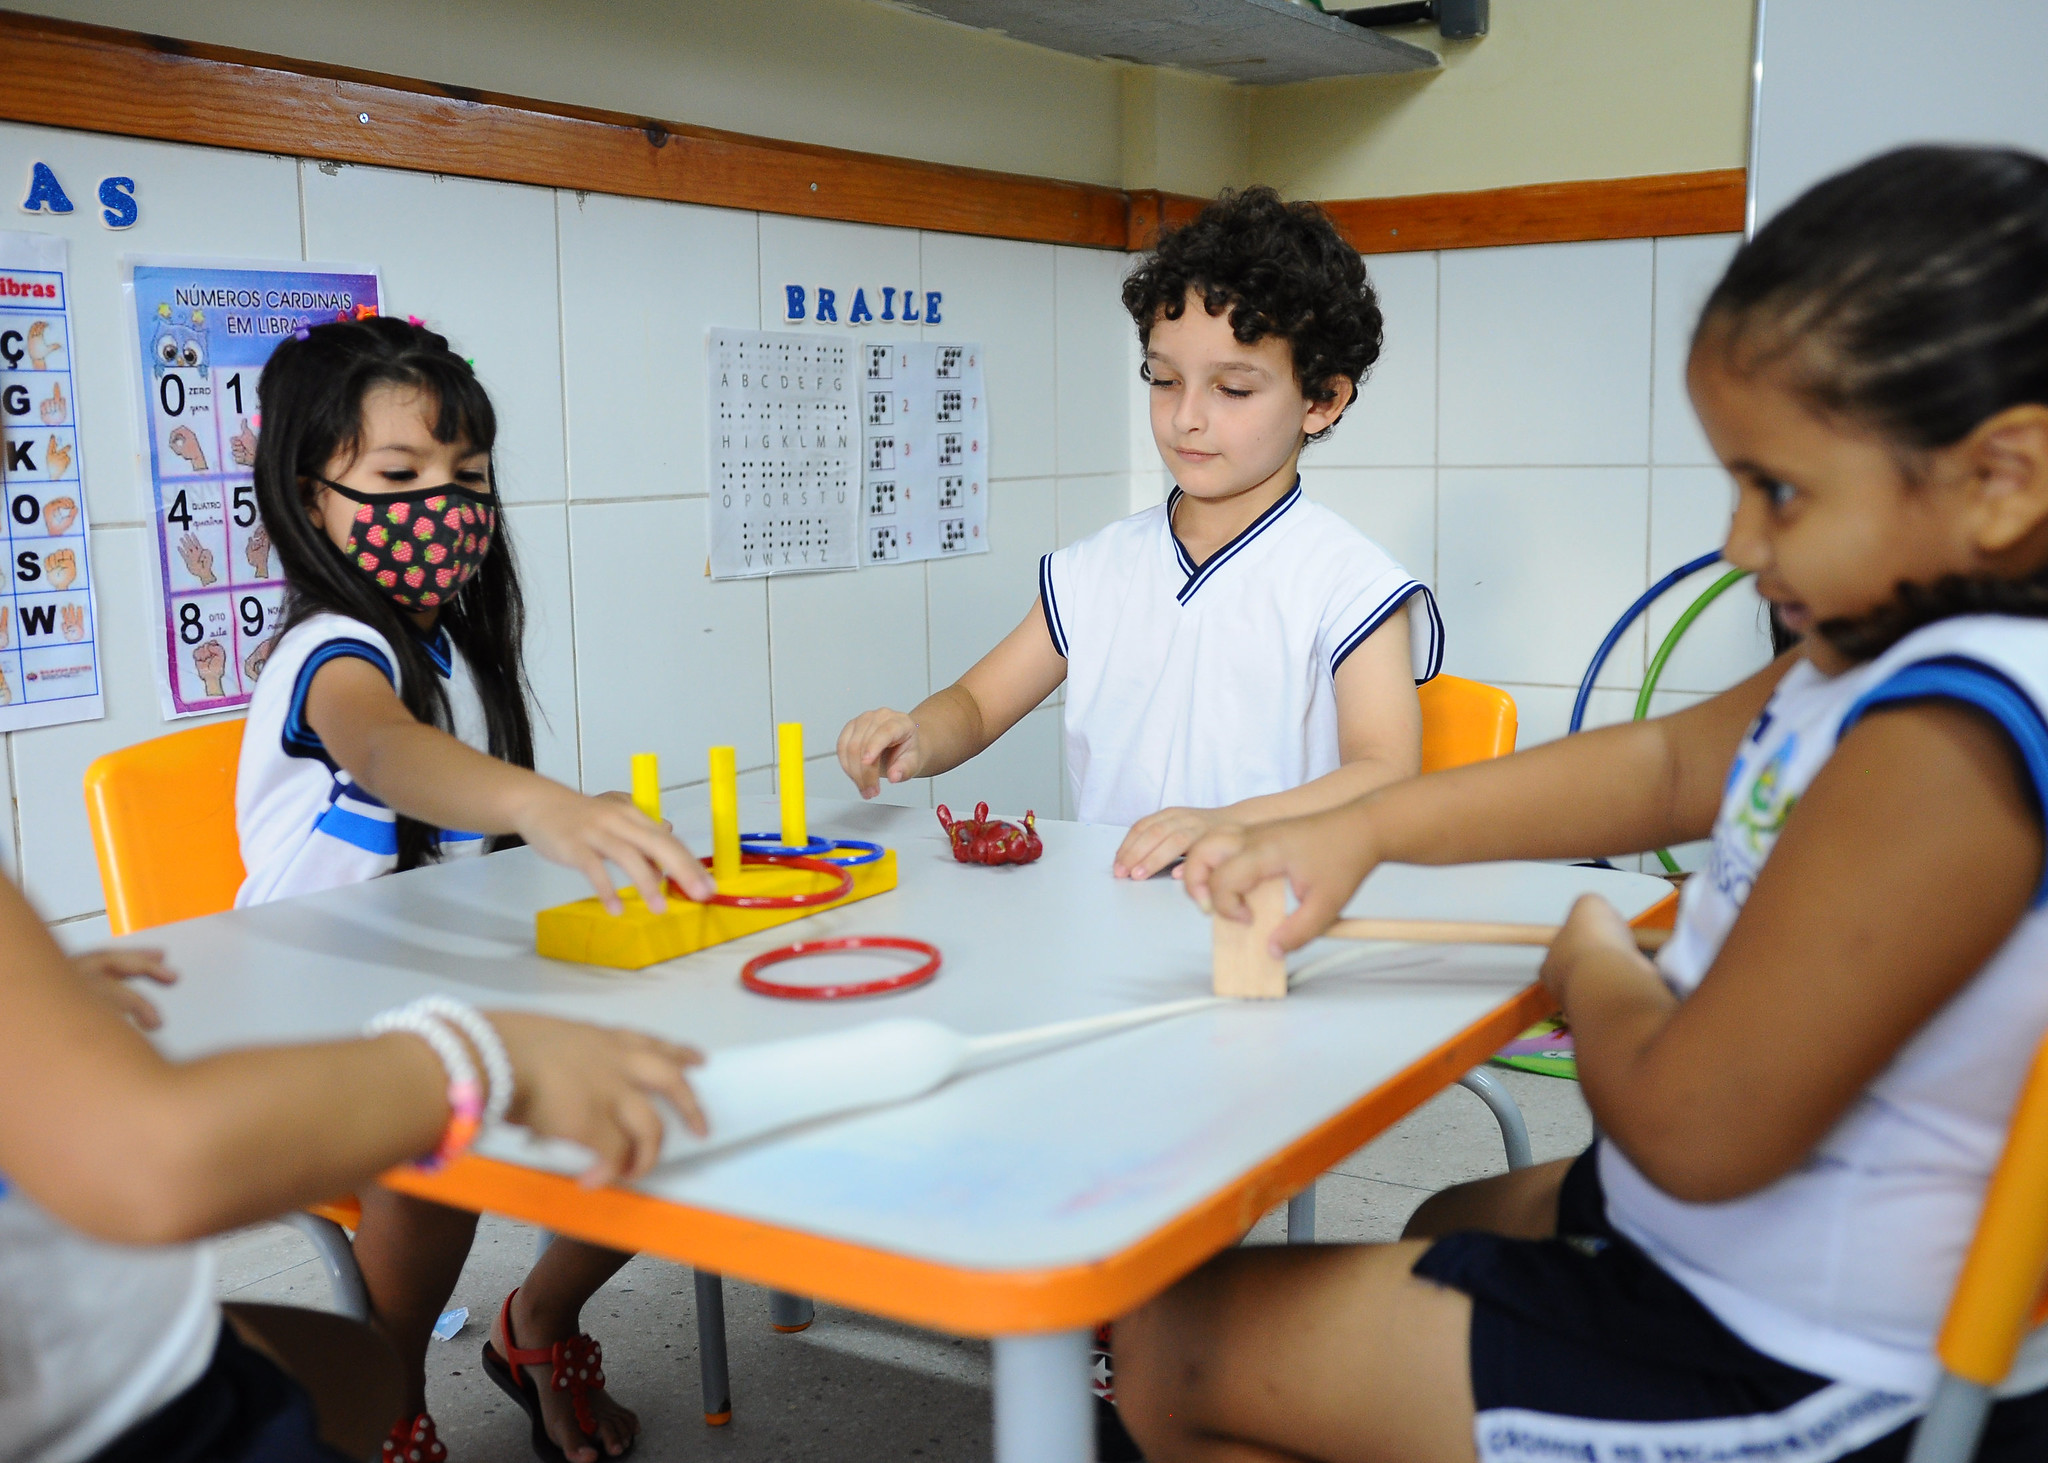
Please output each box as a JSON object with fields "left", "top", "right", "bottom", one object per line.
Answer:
{"left": 1637, "top": 568, "right": 1752, "bottom": 874}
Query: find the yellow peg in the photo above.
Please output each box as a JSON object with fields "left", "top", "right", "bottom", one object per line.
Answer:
{"left": 630, "top": 753, "right": 661, "bottom": 822}
{"left": 777, "top": 722, "right": 808, "bottom": 849}
{"left": 708, "top": 746, "right": 740, "bottom": 883}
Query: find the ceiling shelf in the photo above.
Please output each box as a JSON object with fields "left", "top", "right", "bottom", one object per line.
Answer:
{"left": 894, "top": 0, "right": 1440, "bottom": 85}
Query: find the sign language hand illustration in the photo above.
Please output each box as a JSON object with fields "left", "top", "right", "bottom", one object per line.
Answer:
{"left": 60, "top": 603, "right": 84, "bottom": 642}
{"left": 191, "top": 639, "right": 226, "bottom": 697}
{"left": 43, "top": 437, "right": 71, "bottom": 479}
{"left": 229, "top": 417, "right": 257, "bottom": 467}
{"left": 242, "top": 631, "right": 278, "bottom": 683}
{"left": 244, "top": 523, "right": 271, "bottom": 579}
{"left": 44, "top": 549, "right": 77, "bottom": 591}
{"left": 166, "top": 424, "right": 208, "bottom": 472}
{"left": 177, "top": 532, "right": 217, "bottom": 587}
{"left": 23, "top": 321, "right": 60, "bottom": 370}
{"left": 38, "top": 381, "right": 66, "bottom": 425}
{"left": 42, "top": 497, "right": 76, "bottom": 537}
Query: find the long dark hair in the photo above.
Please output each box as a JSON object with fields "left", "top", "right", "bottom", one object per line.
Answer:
{"left": 254, "top": 315, "right": 534, "bottom": 871}
{"left": 1696, "top": 145, "right": 2048, "bottom": 660}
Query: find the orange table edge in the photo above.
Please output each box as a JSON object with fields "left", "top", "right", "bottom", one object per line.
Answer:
{"left": 383, "top": 889, "right": 1680, "bottom": 1338}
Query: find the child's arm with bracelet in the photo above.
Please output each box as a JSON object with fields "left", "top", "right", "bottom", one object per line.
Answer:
{"left": 837, "top": 599, "right": 1066, "bottom": 798}
{"left": 0, "top": 875, "right": 707, "bottom": 1247}
{"left": 306, "top": 656, "right": 713, "bottom": 913}
{"left": 1535, "top": 698, "right": 2042, "bottom": 1201}
{"left": 1115, "top": 603, "right": 1422, "bottom": 878}
{"left": 1185, "top": 652, "right": 1797, "bottom": 950}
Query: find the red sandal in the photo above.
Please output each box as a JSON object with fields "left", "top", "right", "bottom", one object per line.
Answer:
{"left": 381, "top": 1412, "right": 448, "bottom": 1463}
{"left": 481, "top": 1289, "right": 632, "bottom": 1462}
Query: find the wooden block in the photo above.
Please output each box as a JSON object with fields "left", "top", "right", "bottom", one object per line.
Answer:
{"left": 536, "top": 850, "right": 897, "bottom": 970}
{"left": 1213, "top": 879, "right": 1288, "bottom": 999}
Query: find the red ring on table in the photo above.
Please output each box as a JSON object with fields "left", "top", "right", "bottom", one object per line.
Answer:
{"left": 690, "top": 852, "right": 853, "bottom": 908}
{"left": 740, "top": 936, "right": 942, "bottom": 999}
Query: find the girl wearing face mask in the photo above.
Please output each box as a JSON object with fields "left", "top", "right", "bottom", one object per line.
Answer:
{"left": 239, "top": 315, "right": 714, "bottom": 1463}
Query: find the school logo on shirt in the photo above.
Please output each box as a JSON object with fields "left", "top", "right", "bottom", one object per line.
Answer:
{"left": 1710, "top": 733, "right": 1801, "bottom": 903}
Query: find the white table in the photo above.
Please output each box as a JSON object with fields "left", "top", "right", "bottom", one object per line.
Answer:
{"left": 134, "top": 796, "right": 1672, "bottom": 1462}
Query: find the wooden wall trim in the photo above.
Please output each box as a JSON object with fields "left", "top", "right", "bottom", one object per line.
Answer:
{"left": 0, "top": 10, "right": 1131, "bottom": 249}
{"left": 0, "top": 11, "right": 1745, "bottom": 256}
{"left": 1323, "top": 169, "right": 1748, "bottom": 254}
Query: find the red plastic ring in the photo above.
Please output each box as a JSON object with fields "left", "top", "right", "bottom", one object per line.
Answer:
{"left": 694, "top": 852, "right": 854, "bottom": 909}
{"left": 740, "top": 935, "right": 942, "bottom": 999}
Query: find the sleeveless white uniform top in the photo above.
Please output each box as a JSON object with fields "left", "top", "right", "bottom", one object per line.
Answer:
{"left": 1039, "top": 482, "right": 1443, "bottom": 828}
{"left": 237, "top": 610, "right": 488, "bottom": 907}
{"left": 0, "top": 1178, "right": 218, "bottom": 1463}
{"left": 1602, "top": 614, "right": 2048, "bottom": 1397}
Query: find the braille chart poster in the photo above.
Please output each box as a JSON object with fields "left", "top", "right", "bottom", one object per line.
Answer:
{"left": 860, "top": 341, "right": 988, "bottom": 565}
{"left": 125, "top": 258, "right": 379, "bottom": 717}
{"left": 707, "top": 329, "right": 859, "bottom": 578}
{"left": 0, "top": 232, "right": 103, "bottom": 731}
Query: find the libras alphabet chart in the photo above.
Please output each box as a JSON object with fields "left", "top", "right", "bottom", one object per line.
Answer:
{"left": 0, "top": 231, "right": 103, "bottom": 732}
{"left": 861, "top": 342, "right": 988, "bottom": 565}
{"left": 707, "top": 329, "right": 858, "bottom": 578}
{"left": 124, "top": 257, "right": 379, "bottom": 717}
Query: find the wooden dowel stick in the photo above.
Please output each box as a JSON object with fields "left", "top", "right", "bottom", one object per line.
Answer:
{"left": 1325, "top": 918, "right": 1671, "bottom": 952}
{"left": 1211, "top": 881, "right": 1670, "bottom": 997}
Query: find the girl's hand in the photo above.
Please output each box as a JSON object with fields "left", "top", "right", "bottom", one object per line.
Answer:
{"left": 513, "top": 784, "right": 715, "bottom": 915}
{"left": 596, "top": 788, "right": 673, "bottom": 832}
{"left": 1114, "top": 807, "right": 1226, "bottom": 880}
{"left": 1539, "top": 895, "right": 1652, "bottom": 1010}
{"left": 1184, "top": 806, "right": 1382, "bottom": 955}
{"left": 837, "top": 709, "right": 924, "bottom": 798}
{"left": 72, "top": 947, "right": 177, "bottom": 1031}
{"left": 485, "top": 1011, "right": 707, "bottom": 1187}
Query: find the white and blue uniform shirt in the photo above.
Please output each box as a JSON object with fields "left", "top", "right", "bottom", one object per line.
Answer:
{"left": 236, "top": 611, "right": 488, "bottom": 907}
{"left": 1604, "top": 614, "right": 2048, "bottom": 1398}
{"left": 1039, "top": 481, "right": 1442, "bottom": 827}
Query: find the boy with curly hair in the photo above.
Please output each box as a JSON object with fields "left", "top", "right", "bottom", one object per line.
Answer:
{"left": 836, "top": 187, "right": 1442, "bottom": 875}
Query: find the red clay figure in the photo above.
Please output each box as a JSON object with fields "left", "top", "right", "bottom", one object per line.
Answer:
{"left": 936, "top": 802, "right": 1043, "bottom": 865}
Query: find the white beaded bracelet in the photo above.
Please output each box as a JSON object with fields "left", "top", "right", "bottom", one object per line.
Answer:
{"left": 414, "top": 996, "right": 514, "bottom": 1130}
{"left": 365, "top": 999, "right": 484, "bottom": 1170}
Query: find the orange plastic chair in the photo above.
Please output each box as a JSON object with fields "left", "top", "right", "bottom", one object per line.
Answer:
{"left": 83, "top": 720, "right": 371, "bottom": 1315}
{"left": 1418, "top": 673, "right": 1518, "bottom": 774}
{"left": 1907, "top": 1030, "right": 2048, "bottom": 1461}
{"left": 84, "top": 719, "right": 247, "bottom": 937}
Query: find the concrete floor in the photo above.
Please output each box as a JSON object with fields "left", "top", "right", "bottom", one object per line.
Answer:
{"left": 216, "top": 1065, "right": 1591, "bottom": 1461}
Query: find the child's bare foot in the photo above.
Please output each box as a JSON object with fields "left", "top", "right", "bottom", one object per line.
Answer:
{"left": 485, "top": 1289, "right": 640, "bottom": 1461}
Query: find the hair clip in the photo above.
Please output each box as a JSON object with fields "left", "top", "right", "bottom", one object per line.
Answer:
{"left": 407, "top": 314, "right": 425, "bottom": 327}
{"left": 356, "top": 304, "right": 378, "bottom": 321}
{"left": 292, "top": 325, "right": 311, "bottom": 341}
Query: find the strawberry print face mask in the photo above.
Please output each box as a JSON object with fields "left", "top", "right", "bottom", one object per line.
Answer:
{"left": 318, "top": 478, "right": 497, "bottom": 611}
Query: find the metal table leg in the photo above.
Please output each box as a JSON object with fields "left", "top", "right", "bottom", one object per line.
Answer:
{"left": 993, "top": 1328, "right": 1094, "bottom": 1463}
{"left": 693, "top": 1269, "right": 732, "bottom": 1425}
{"left": 283, "top": 1211, "right": 370, "bottom": 1322}
{"left": 769, "top": 1290, "right": 815, "bottom": 1332}
{"left": 1286, "top": 1182, "right": 1317, "bottom": 1243}
{"left": 1458, "top": 1068, "right": 1534, "bottom": 1170}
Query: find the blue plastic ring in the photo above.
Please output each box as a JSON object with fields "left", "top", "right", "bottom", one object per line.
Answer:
{"left": 739, "top": 832, "right": 832, "bottom": 857}
{"left": 815, "top": 839, "right": 885, "bottom": 867}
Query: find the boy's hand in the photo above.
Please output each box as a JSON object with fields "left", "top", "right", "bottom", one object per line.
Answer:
{"left": 1184, "top": 806, "right": 1381, "bottom": 955}
{"left": 837, "top": 709, "right": 924, "bottom": 799}
{"left": 72, "top": 946, "right": 177, "bottom": 1031}
{"left": 513, "top": 783, "right": 716, "bottom": 915}
{"left": 1113, "top": 807, "right": 1228, "bottom": 880}
{"left": 485, "top": 1011, "right": 708, "bottom": 1186}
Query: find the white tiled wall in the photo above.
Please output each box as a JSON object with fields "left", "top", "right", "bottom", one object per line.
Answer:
{"left": 0, "top": 124, "right": 1133, "bottom": 921}
{"left": 3, "top": 116, "right": 1765, "bottom": 921}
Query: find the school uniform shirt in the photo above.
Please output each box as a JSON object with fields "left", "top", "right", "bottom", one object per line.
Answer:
{"left": 236, "top": 611, "right": 489, "bottom": 907}
{"left": 0, "top": 1177, "right": 218, "bottom": 1463}
{"left": 1603, "top": 613, "right": 2048, "bottom": 1399}
{"left": 1039, "top": 481, "right": 1442, "bottom": 828}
